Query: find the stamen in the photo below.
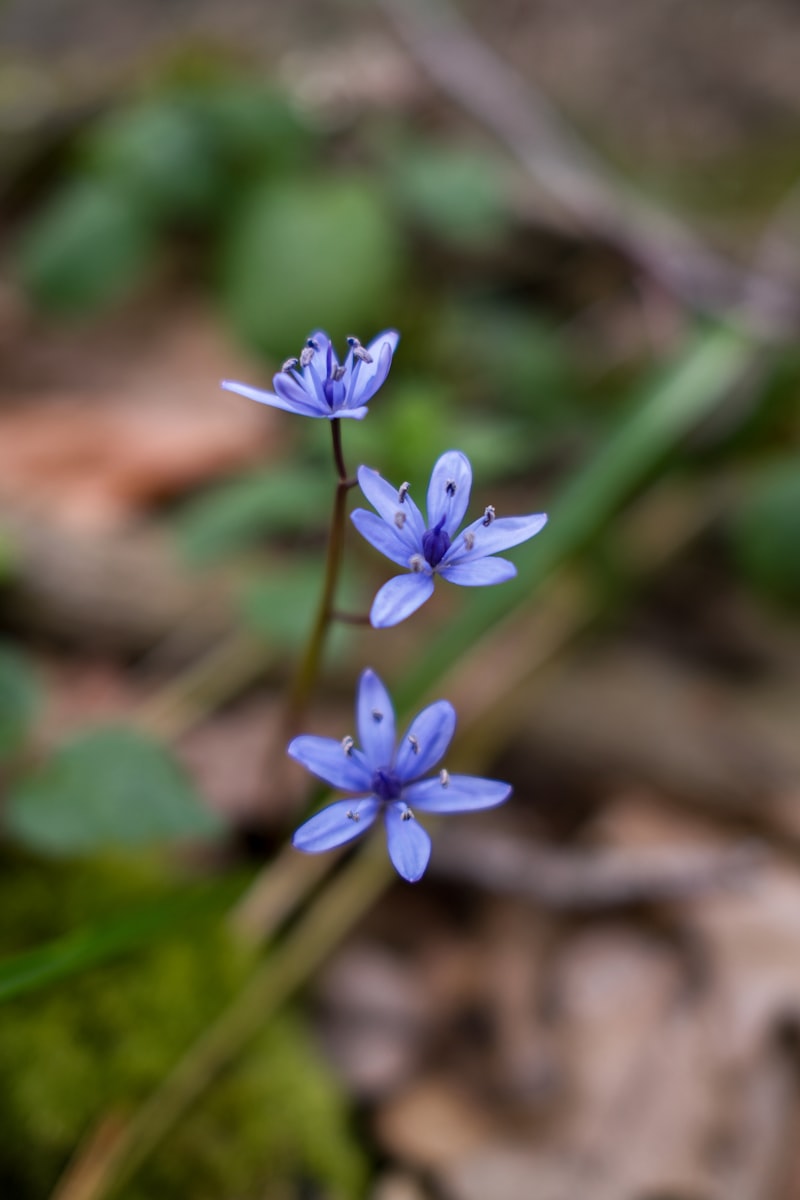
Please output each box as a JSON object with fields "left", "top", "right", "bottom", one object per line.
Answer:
{"left": 439, "top": 768, "right": 450, "bottom": 788}
{"left": 407, "top": 734, "right": 419, "bottom": 754}
{"left": 300, "top": 345, "right": 316, "bottom": 368}
{"left": 346, "top": 809, "right": 360, "bottom": 822}
{"left": 482, "top": 505, "right": 496, "bottom": 527}
{"left": 464, "top": 531, "right": 475, "bottom": 551}
{"left": 281, "top": 356, "right": 299, "bottom": 373}
{"left": 341, "top": 735, "right": 355, "bottom": 756}
{"left": 332, "top": 365, "right": 346, "bottom": 382}
{"left": 346, "top": 335, "right": 373, "bottom": 364}
{"left": 445, "top": 479, "right": 456, "bottom": 497}
{"left": 372, "top": 709, "right": 383, "bottom": 723}
{"left": 401, "top": 808, "right": 414, "bottom": 821}
{"left": 409, "top": 554, "right": 426, "bottom": 573}
{"left": 394, "top": 511, "right": 407, "bottom": 529}
{"left": 398, "top": 482, "right": 410, "bottom": 504}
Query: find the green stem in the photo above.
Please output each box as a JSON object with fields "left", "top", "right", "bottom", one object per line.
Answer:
{"left": 285, "top": 421, "right": 355, "bottom": 732}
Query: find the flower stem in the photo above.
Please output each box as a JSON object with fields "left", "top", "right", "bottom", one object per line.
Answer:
{"left": 285, "top": 421, "right": 356, "bottom": 732}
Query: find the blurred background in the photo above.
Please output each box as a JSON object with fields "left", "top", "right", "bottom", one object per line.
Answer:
{"left": 3, "top": 0, "right": 800, "bottom": 1197}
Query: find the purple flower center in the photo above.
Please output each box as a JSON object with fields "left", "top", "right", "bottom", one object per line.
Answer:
{"left": 371, "top": 768, "right": 402, "bottom": 801}
{"left": 422, "top": 516, "right": 451, "bottom": 568}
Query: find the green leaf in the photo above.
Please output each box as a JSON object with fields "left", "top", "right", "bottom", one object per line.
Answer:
{"left": 5, "top": 727, "right": 222, "bottom": 855}
{"left": 175, "top": 465, "right": 331, "bottom": 564}
{"left": 83, "top": 99, "right": 222, "bottom": 221}
{"left": 731, "top": 458, "right": 800, "bottom": 604}
{"left": 0, "top": 643, "right": 39, "bottom": 761}
{"left": 220, "top": 175, "right": 402, "bottom": 357}
{"left": 18, "top": 180, "right": 156, "bottom": 315}
{"left": 392, "top": 144, "right": 510, "bottom": 247}
{"left": 240, "top": 559, "right": 364, "bottom": 652}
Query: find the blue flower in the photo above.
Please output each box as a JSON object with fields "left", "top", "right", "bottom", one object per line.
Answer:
{"left": 222, "top": 329, "right": 399, "bottom": 421}
{"left": 289, "top": 669, "right": 510, "bottom": 882}
{"left": 351, "top": 450, "right": 548, "bottom": 627}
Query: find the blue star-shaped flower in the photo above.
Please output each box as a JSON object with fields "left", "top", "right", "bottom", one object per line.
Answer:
{"left": 351, "top": 450, "right": 548, "bottom": 627}
{"left": 289, "top": 669, "right": 510, "bottom": 882}
{"left": 222, "top": 329, "right": 399, "bottom": 421}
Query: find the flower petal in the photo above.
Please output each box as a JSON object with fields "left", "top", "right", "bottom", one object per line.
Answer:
{"left": 352, "top": 332, "right": 399, "bottom": 405}
{"left": 403, "top": 774, "right": 511, "bottom": 813}
{"left": 292, "top": 796, "right": 380, "bottom": 854}
{"left": 437, "top": 557, "right": 517, "bottom": 586}
{"left": 448, "top": 513, "right": 548, "bottom": 562}
{"left": 332, "top": 406, "right": 368, "bottom": 420}
{"left": 356, "top": 669, "right": 396, "bottom": 767}
{"left": 351, "top": 509, "right": 411, "bottom": 568}
{"left": 356, "top": 465, "right": 426, "bottom": 547}
{"left": 303, "top": 331, "right": 334, "bottom": 380}
{"left": 222, "top": 379, "right": 323, "bottom": 418}
{"left": 395, "top": 700, "right": 456, "bottom": 781}
{"left": 426, "top": 450, "right": 472, "bottom": 536}
{"left": 385, "top": 805, "right": 432, "bottom": 882}
{"left": 370, "top": 572, "right": 435, "bottom": 628}
{"left": 287, "top": 735, "right": 372, "bottom": 790}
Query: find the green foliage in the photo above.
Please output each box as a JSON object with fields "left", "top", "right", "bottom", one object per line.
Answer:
{"left": 5, "top": 727, "right": 221, "bottom": 855}
{"left": 17, "top": 180, "right": 156, "bottom": 315}
{"left": 83, "top": 99, "right": 223, "bottom": 221}
{"left": 0, "top": 857, "right": 366, "bottom": 1200}
{"left": 391, "top": 143, "right": 510, "bottom": 247}
{"left": 220, "top": 175, "right": 403, "bottom": 357}
{"left": 0, "top": 643, "right": 39, "bottom": 762}
{"left": 241, "top": 558, "right": 362, "bottom": 655}
{"left": 731, "top": 457, "right": 800, "bottom": 605}
{"left": 175, "top": 464, "right": 331, "bottom": 564}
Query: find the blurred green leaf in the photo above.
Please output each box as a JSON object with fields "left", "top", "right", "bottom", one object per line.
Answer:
{"left": 220, "top": 175, "right": 403, "bottom": 357}
{"left": 0, "top": 644, "right": 39, "bottom": 761}
{"left": 84, "top": 99, "right": 222, "bottom": 220}
{"left": 5, "top": 727, "right": 221, "bottom": 855}
{"left": 18, "top": 180, "right": 156, "bottom": 315}
{"left": 194, "top": 80, "right": 315, "bottom": 171}
{"left": 0, "top": 877, "right": 240, "bottom": 1003}
{"left": 392, "top": 144, "right": 510, "bottom": 247}
{"left": 240, "top": 559, "right": 364, "bottom": 652}
{"left": 175, "top": 465, "right": 331, "bottom": 564}
{"left": 731, "top": 458, "right": 800, "bottom": 604}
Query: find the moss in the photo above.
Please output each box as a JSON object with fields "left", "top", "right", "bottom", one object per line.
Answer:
{"left": 0, "top": 855, "right": 367, "bottom": 1200}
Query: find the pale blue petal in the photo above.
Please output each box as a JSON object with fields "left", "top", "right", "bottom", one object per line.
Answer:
{"left": 437, "top": 557, "right": 517, "bottom": 586}
{"left": 222, "top": 379, "right": 323, "bottom": 418}
{"left": 404, "top": 774, "right": 511, "bottom": 813}
{"left": 332, "top": 406, "right": 368, "bottom": 420}
{"left": 351, "top": 509, "right": 411, "bottom": 568}
{"left": 385, "top": 805, "right": 431, "bottom": 882}
{"left": 304, "top": 331, "right": 334, "bottom": 380}
{"left": 395, "top": 701, "right": 456, "bottom": 781}
{"left": 354, "top": 334, "right": 398, "bottom": 405}
{"left": 356, "top": 669, "right": 396, "bottom": 767}
{"left": 304, "top": 363, "right": 329, "bottom": 410}
{"left": 448, "top": 513, "right": 548, "bottom": 562}
{"left": 426, "top": 450, "right": 472, "bottom": 536}
{"left": 356, "top": 465, "right": 426, "bottom": 546}
{"left": 370, "top": 572, "right": 435, "bottom": 628}
{"left": 292, "top": 796, "right": 380, "bottom": 853}
{"left": 287, "top": 735, "right": 372, "bottom": 790}
{"left": 272, "top": 371, "right": 320, "bottom": 411}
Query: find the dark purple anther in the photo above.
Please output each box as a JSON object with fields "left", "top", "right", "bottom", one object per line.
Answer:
{"left": 422, "top": 515, "right": 451, "bottom": 568}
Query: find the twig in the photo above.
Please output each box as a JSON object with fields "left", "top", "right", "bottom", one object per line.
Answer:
{"left": 379, "top": 0, "right": 800, "bottom": 336}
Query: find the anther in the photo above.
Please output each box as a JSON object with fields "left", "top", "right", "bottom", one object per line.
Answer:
{"left": 332, "top": 364, "right": 346, "bottom": 382}
{"left": 372, "top": 709, "right": 383, "bottom": 723}
{"left": 346, "top": 809, "right": 360, "bottom": 822}
{"left": 281, "top": 356, "right": 299, "bottom": 373}
{"left": 300, "top": 345, "right": 316, "bottom": 368}
{"left": 346, "top": 335, "right": 373, "bottom": 364}
{"left": 394, "top": 511, "right": 407, "bottom": 529}
{"left": 439, "top": 768, "right": 450, "bottom": 788}
{"left": 408, "top": 734, "right": 419, "bottom": 754}
{"left": 341, "top": 735, "right": 354, "bottom": 756}
{"left": 445, "top": 479, "right": 456, "bottom": 497}
{"left": 482, "top": 505, "right": 496, "bottom": 527}
{"left": 464, "top": 531, "right": 475, "bottom": 551}
{"left": 409, "top": 554, "right": 426, "bottom": 573}
{"left": 398, "top": 482, "right": 410, "bottom": 504}
{"left": 401, "top": 808, "right": 414, "bottom": 821}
